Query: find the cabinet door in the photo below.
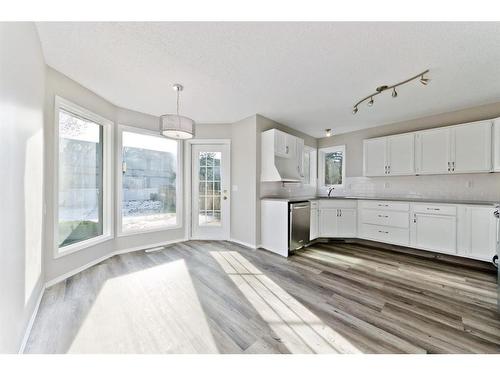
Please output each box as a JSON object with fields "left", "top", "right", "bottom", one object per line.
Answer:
{"left": 319, "top": 209, "right": 338, "bottom": 237}
{"left": 452, "top": 121, "right": 492, "bottom": 173}
{"left": 387, "top": 133, "right": 415, "bottom": 175}
{"left": 274, "top": 129, "right": 288, "bottom": 157}
{"left": 337, "top": 208, "right": 357, "bottom": 237}
{"left": 363, "top": 138, "right": 387, "bottom": 176}
{"left": 310, "top": 208, "right": 319, "bottom": 240}
{"left": 494, "top": 119, "right": 500, "bottom": 172}
{"left": 412, "top": 213, "right": 457, "bottom": 254}
{"left": 415, "top": 128, "right": 451, "bottom": 175}
{"left": 296, "top": 137, "right": 305, "bottom": 178}
{"left": 469, "top": 207, "right": 497, "bottom": 261}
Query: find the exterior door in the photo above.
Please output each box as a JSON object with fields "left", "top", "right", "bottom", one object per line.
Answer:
{"left": 191, "top": 144, "right": 230, "bottom": 240}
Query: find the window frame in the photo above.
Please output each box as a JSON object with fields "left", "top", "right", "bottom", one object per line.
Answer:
{"left": 302, "top": 145, "right": 317, "bottom": 187}
{"left": 116, "top": 124, "right": 183, "bottom": 237}
{"left": 53, "top": 96, "right": 114, "bottom": 258}
{"left": 318, "top": 145, "right": 346, "bottom": 189}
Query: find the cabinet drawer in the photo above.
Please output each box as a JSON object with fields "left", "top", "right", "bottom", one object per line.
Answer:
{"left": 412, "top": 204, "right": 456, "bottom": 216}
{"left": 310, "top": 200, "right": 318, "bottom": 209}
{"left": 361, "top": 209, "right": 409, "bottom": 229}
{"left": 358, "top": 200, "right": 409, "bottom": 212}
{"left": 360, "top": 223, "right": 409, "bottom": 246}
{"left": 318, "top": 199, "right": 357, "bottom": 209}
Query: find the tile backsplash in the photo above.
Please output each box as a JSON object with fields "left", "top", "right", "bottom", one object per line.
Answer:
{"left": 262, "top": 173, "right": 500, "bottom": 202}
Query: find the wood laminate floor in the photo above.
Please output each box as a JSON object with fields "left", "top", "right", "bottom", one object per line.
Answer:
{"left": 26, "top": 240, "right": 500, "bottom": 354}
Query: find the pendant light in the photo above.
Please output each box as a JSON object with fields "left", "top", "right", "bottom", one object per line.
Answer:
{"left": 159, "top": 84, "right": 195, "bottom": 139}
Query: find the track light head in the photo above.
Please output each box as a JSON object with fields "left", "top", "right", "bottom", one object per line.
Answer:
{"left": 352, "top": 106, "right": 358, "bottom": 115}
{"left": 367, "top": 97, "right": 374, "bottom": 107}
{"left": 420, "top": 75, "right": 430, "bottom": 85}
{"left": 325, "top": 129, "right": 332, "bottom": 137}
{"left": 392, "top": 88, "right": 398, "bottom": 98}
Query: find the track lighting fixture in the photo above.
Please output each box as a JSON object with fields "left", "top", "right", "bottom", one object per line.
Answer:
{"left": 325, "top": 129, "right": 332, "bottom": 137}
{"left": 352, "top": 69, "right": 429, "bottom": 114}
{"left": 420, "top": 74, "right": 430, "bottom": 85}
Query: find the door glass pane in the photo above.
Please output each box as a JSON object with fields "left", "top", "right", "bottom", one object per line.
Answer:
{"left": 58, "top": 109, "right": 103, "bottom": 248}
{"left": 198, "top": 151, "right": 222, "bottom": 226}
{"left": 324, "top": 151, "right": 343, "bottom": 185}
{"left": 121, "top": 131, "right": 178, "bottom": 232}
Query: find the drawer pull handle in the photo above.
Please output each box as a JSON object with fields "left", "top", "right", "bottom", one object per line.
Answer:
{"left": 377, "top": 215, "right": 389, "bottom": 218}
{"left": 426, "top": 208, "right": 440, "bottom": 211}
{"left": 378, "top": 230, "right": 389, "bottom": 234}
{"left": 378, "top": 204, "right": 389, "bottom": 207}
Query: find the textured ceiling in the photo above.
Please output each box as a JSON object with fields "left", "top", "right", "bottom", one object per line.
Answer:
{"left": 36, "top": 22, "right": 500, "bottom": 138}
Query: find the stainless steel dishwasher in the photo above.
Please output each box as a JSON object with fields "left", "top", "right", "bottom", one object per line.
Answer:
{"left": 289, "top": 201, "right": 310, "bottom": 252}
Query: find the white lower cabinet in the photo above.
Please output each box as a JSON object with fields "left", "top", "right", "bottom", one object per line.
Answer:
{"left": 411, "top": 213, "right": 457, "bottom": 254}
{"left": 310, "top": 201, "right": 319, "bottom": 240}
{"left": 457, "top": 206, "right": 497, "bottom": 261}
{"left": 318, "top": 200, "right": 357, "bottom": 238}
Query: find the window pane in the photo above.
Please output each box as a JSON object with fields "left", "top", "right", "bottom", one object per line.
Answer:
{"left": 198, "top": 151, "right": 222, "bottom": 227}
{"left": 58, "top": 109, "right": 103, "bottom": 248}
{"left": 121, "top": 131, "right": 178, "bottom": 232}
{"left": 325, "top": 151, "right": 343, "bottom": 185}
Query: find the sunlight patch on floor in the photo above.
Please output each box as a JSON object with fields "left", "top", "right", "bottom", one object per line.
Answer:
{"left": 68, "top": 259, "right": 218, "bottom": 353}
{"left": 210, "top": 251, "right": 361, "bottom": 354}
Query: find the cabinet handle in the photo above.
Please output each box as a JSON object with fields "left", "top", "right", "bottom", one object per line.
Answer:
{"left": 387, "top": 165, "right": 390, "bottom": 174}
{"left": 426, "top": 207, "right": 440, "bottom": 211}
{"left": 447, "top": 161, "right": 450, "bottom": 172}
{"left": 378, "top": 204, "right": 389, "bottom": 207}
{"left": 378, "top": 230, "right": 389, "bottom": 234}
{"left": 413, "top": 214, "right": 417, "bottom": 223}
{"left": 452, "top": 161, "right": 455, "bottom": 172}
{"left": 384, "top": 165, "right": 387, "bottom": 174}
{"left": 340, "top": 209, "right": 342, "bottom": 217}
{"left": 285, "top": 146, "right": 289, "bottom": 154}
{"left": 377, "top": 215, "right": 389, "bottom": 218}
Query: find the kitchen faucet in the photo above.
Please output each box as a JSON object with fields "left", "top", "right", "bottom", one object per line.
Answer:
{"left": 327, "top": 186, "right": 335, "bottom": 197}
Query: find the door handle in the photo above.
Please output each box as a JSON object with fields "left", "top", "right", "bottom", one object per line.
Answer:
{"left": 223, "top": 196, "right": 228, "bottom": 200}
{"left": 492, "top": 255, "right": 498, "bottom": 269}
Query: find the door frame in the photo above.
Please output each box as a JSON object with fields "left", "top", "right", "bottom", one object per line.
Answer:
{"left": 184, "top": 139, "right": 231, "bottom": 240}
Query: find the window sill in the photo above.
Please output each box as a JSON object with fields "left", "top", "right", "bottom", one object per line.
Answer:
{"left": 54, "top": 233, "right": 114, "bottom": 259}
{"left": 116, "top": 224, "right": 182, "bottom": 238}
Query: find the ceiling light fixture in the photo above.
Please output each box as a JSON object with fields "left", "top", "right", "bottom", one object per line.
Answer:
{"left": 159, "top": 84, "right": 195, "bottom": 139}
{"left": 325, "top": 129, "right": 332, "bottom": 137}
{"left": 352, "top": 69, "right": 429, "bottom": 114}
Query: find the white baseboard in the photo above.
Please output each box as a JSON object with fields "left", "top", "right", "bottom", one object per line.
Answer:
{"left": 18, "top": 286, "right": 45, "bottom": 354}
{"left": 229, "top": 238, "right": 257, "bottom": 249}
{"left": 45, "top": 238, "right": 188, "bottom": 288}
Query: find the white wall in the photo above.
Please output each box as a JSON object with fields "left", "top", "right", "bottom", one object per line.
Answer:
{"left": 44, "top": 68, "right": 185, "bottom": 282}
{"left": 0, "top": 23, "right": 45, "bottom": 353}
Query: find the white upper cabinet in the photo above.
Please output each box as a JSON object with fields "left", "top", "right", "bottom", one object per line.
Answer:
{"left": 415, "top": 127, "right": 451, "bottom": 175}
{"left": 274, "top": 129, "right": 296, "bottom": 159}
{"left": 387, "top": 133, "right": 415, "bottom": 175}
{"left": 363, "top": 133, "right": 414, "bottom": 176}
{"left": 261, "top": 129, "right": 305, "bottom": 182}
{"left": 494, "top": 118, "right": 500, "bottom": 172}
{"left": 452, "top": 121, "right": 492, "bottom": 173}
{"left": 363, "top": 137, "right": 386, "bottom": 176}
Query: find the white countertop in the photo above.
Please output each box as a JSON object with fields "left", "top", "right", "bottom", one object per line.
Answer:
{"left": 260, "top": 195, "right": 499, "bottom": 206}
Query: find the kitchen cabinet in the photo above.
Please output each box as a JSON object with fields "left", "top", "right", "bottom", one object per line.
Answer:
{"left": 274, "top": 129, "right": 296, "bottom": 159}
{"left": 411, "top": 204, "right": 457, "bottom": 254}
{"left": 261, "top": 129, "right": 305, "bottom": 182}
{"left": 363, "top": 137, "right": 386, "bottom": 176}
{"left": 415, "top": 120, "right": 492, "bottom": 175}
{"left": 363, "top": 133, "right": 415, "bottom": 176}
{"left": 492, "top": 118, "right": 500, "bottom": 172}
{"left": 452, "top": 121, "right": 492, "bottom": 173}
{"left": 310, "top": 201, "right": 319, "bottom": 240}
{"left": 415, "top": 127, "right": 451, "bottom": 175}
{"left": 457, "top": 206, "right": 498, "bottom": 261}
{"left": 318, "top": 200, "right": 357, "bottom": 238}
